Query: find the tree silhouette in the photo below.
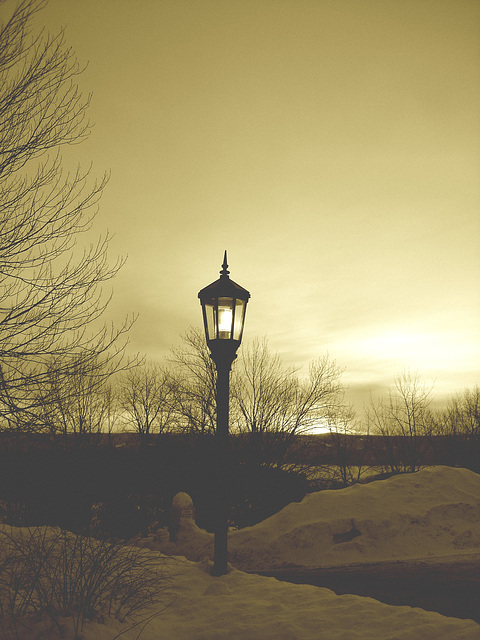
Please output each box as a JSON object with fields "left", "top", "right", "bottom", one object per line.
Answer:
{"left": 0, "top": 0, "right": 132, "bottom": 430}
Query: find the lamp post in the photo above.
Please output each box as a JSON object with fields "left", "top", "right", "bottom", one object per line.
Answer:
{"left": 198, "top": 251, "right": 250, "bottom": 576}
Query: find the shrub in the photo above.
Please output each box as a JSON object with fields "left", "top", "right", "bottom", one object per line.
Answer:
{"left": 0, "top": 526, "right": 171, "bottom": 639}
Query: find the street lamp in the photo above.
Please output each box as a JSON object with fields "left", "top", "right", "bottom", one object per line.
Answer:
{"left": 198, "top": 251, "right": 250, "bottom": 575}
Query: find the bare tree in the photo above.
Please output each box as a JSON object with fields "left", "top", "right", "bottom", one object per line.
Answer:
{"left": 365, "top": 371, "right": 434, "bottom": 474}
{"left": 435, "top": 386, "right": 480, "bottom": 470}
{"left": 102, "top": 383, "right": 122, "bottom": 444}
{"left": 119, "top": 363, "right": 176, "bottom": 437}
{"left": 30, "top": 355, "right": 121, "bottom": 445}
{"left": 169, "top": 328, "right": 217, "bottom": 435}
{"left": 232, "top": 339, "right": 344, "bottom": 468}
{"left": 0, "top": 0, "right": 131, "bottom": 427}
{"left": 169, "top": 332, "right": 346, "bottom": 468}
{"left": 326, "top": 404, "right": 370, "bottom": 486}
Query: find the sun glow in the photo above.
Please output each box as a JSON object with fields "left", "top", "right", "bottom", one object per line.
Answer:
{"left": 306, "top": 420, "right": 332, "bottom": 435}
{"left": 352, "top": 327, "right": 475, "bottom": 373}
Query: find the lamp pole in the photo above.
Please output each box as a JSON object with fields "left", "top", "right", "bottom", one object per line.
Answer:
{"left": 198, "top": 252, "right": 250, "bottom": 576}
{"left": 212, "top": 348, "right": 234, "bottom": 576}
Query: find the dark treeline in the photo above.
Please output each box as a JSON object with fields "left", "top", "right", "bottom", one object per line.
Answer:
{"left": 0, "top": 434, "right": 309, "bottom": 539}
{"left": 0, "top": 327, "right": 478, "bottom": 540}
{"left": 0, "top": 420, "right": 478, "bottom": 541}
{"left": 0, "top": 333, "right": 478, "bottom": 541}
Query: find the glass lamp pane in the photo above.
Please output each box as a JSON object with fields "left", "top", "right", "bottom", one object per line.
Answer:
{"left": 204, "top": 300, "right": 216, "bottom": 341}
{"left": 233, "top": 299, "right": 246, "bottom": 340}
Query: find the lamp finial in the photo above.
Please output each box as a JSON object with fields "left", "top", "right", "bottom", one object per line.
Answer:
{"left": 220, "top": 251, "right": 229, "bottom": 277}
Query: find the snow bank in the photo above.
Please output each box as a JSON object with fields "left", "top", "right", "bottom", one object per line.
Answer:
{"left": 77, "top": 555, "right": 480, "bottom": 640}
{"left": 7, "top": 550, "right": 480, "bottom": 640}
{"left": 230, "top": 465, "right": 480, "bottom": 569}
{"left": 140, "top": 466, "right": 480, "bottom": 571}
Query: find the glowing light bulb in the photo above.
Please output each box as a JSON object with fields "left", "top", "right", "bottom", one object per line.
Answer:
{"left": 218, "top": 306, "right": 232, "bottom": 337}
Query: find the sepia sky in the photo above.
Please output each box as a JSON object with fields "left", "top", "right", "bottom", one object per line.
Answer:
{"left": 29, "top": 0, "right": 480, "bottom": 409}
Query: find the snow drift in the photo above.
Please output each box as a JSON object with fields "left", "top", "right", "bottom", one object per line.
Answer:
{"left": 230, "top": 465, "right": 480, "bottom": 570}
{"left": 83, "top": 555, "right": 480, "bottom": 640}
{"left": 141, "top": 466, "right": 480, "bottom": 572}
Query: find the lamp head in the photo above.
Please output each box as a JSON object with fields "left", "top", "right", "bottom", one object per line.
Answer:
{"left": 198, "top": 252, "right": 250, "bottom": 360}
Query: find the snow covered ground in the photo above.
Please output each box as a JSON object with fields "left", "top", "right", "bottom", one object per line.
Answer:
{"left": 4, "top": 466, "right": 480, "bottom": 638}
{"left": 141, "top": 465, "right": 480, "bottom": 571}
{"left": 79, "top": 554, "right": 480, "bottom": 640}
